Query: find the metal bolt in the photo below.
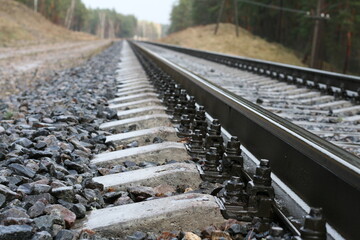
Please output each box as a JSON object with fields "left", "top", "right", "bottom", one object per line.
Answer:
{"left": 266, "top": 227, "right": 284, "bottom": 240}
{"left": 254, "top": 159, "right": 271, "bottom": 186}
{"left": 208, "top": 119, "right": 221, "bottom": 136}
{"left": 204, "top": 147, "right": 220, "bottom": 172}
{"left": 171, "top": 104, "right": 182, "bottom": 124}
{"left": 300, "top": 208, "right": 326, "bottom": 240}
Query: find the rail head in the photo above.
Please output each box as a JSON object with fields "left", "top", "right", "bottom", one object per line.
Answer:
{"left": 144, "top": 41, "right": 360, "bottom": 97}
{"left": 131, "top": 40, "right": 360, "bottom": 240}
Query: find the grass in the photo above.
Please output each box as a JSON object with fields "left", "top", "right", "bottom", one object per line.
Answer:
{"left": 159, "top": 23, "right": 306, "bottom": 67}
{"left": 0, "top": 0, "right": 97, "bottom": 47}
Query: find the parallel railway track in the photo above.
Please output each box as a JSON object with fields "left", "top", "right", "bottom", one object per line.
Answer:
{"left": 142, "top": 42, "right": 360, "bottom": 158}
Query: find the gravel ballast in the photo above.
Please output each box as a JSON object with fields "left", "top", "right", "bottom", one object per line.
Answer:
{"left": 0, "top": 41, "right": 121, "bottom": 239}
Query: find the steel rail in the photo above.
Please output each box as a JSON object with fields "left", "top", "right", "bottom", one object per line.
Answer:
{"left": 131, "top": 41, "right": 360, "bottom": 240}
{"left": 144, "top": 41, "right": 360, "bottom": 98}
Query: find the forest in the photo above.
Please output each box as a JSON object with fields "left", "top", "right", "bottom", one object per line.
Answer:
{"left": 169, "top": 0, "right": 360, "bottom": 75}
{"left": 14, "top": 0, "right": 137, "bottom": 38}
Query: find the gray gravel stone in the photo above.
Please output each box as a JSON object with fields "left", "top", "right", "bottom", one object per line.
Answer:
{"left": 0, "top": 184, "right": 20, "bottom": 200}
{"left": 24, "top": 193, "right": 55, "bottom": 205}
{"left": 31, "top": 231, "right": 52, "bottom": 240}
{"left": 127, "top": 186, "right": 155, "bottom": 202}
{"left": 0, "top": 193, "right": 6, "bottom": 207}
{"left": 70, "top": 203, "right": 86, "bottom": 219}
{"left": 34, "top": 215, "right": 58, "bottom": 232}
{"left": 51, "top": 186, "right": 75, "bottom": 202}
{"left": 0, "top": 224, "right": 33, "bottom": 240}
{"left": 55, "top": 229, "right": 75, "bottom": 240}
{"left": 0, "top": 208, "right": 30, "bottom": 224}
{"left": 9, "top": 163, "right": 36, "bottom": 178}
{"left": 33, "top": 184, "right": 51, "bottom": 194}
{"left": 15, "top": 138, "right": 33, "bottom": 148}
{"left": 28, "top": 200, "right": 46, "bottom": 218}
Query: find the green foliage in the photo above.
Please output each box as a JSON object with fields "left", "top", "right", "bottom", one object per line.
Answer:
{"left": 13, "top": 0, "right": 138, "bottom": 38}
{"left": 192, "top": 0, "right": 220, "bottom": 26}
{"left": 169, "top": 0, "right": 193, "bottom": 33}
{"left": 169, "top": 0, "right": 360, "bottom": 75}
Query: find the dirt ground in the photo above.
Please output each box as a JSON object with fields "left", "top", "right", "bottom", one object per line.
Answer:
{"left": 0, "top": 40, "right": 113, "bottom": 97}
{"left": 159, "top": 23, "right": 306, "bottom": 67}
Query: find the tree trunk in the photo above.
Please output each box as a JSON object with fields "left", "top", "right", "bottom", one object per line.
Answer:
{"left": 310, "top": 0, "right": 325, "bottom": 69}
{"left": 34, "top": 0, "right": 38, "bottom": 12}
{"left": 65, "top": 0, "right": 76, "bottom": 29}
{"left": 343, "top": 31, "right": 352, "bottom": 74}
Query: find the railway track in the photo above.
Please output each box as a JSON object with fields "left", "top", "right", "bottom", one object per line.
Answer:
{"left": 122, "top": 41, "right": 358, "bottom": 239}
{"left": 0, "top": 40, "right": 358, "bottom": 240}
{"left": 72, "top": 40, "right": 357, "bottom": 239}
{"left": 141, "top": 42, "right": 360, "bottom": 158}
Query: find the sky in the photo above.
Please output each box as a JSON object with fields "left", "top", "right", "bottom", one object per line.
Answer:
{"left": 82, "top": 0, "right": 177, "bottom": 25}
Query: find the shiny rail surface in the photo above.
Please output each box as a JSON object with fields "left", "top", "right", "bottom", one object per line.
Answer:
{"left": 145, "top": 41, "right": 360, "bottom": 99}
{"left": 131, "top": 41, "right": 360, "bottom": 240}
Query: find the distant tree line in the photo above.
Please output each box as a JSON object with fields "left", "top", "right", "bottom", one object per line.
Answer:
{"left": 14, "top": 0, "right": 137, "bottom": 38}
{"left": 169, "top": 0, "right": 360, "bottom": 75}
{"left": 136, "top": 21, "right": 167, "bottom": 40}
